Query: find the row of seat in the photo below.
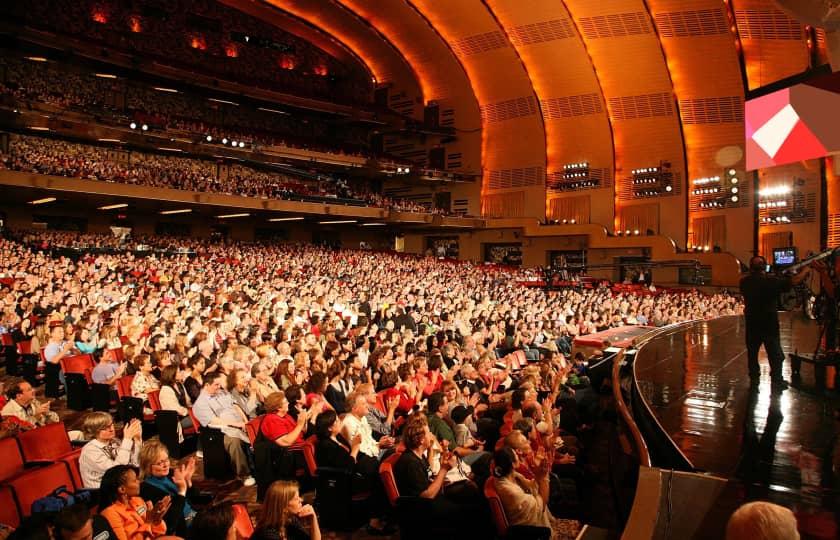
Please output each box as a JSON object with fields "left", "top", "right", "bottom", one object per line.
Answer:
{"left": 0, "top": 422, "right": 83, "bottom": 528}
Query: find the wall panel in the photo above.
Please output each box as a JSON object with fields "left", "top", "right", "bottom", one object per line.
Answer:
{"left": 409, "top": 0, "right": 547, "bottom": 220}
{"left": 565, "top": 0, "right": 687, "bottom": 245}
{"left": 647, "top": 0, "right": 752, "bottom": 263}
{"left": 486, "top": 0, "right": 615, "bottom": 229}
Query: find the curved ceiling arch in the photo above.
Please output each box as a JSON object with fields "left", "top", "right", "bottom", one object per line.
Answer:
{"left": 263, "top": 0, "right": 423, "bottom": 113}
{"left": 407, "top": 0, "right": 548, "bottom": 219}
{"left": 484, "top": 0, "right": 615, "bottom": 226}
{"left": 333, "top": 0, "right": 482, "bottom": 174}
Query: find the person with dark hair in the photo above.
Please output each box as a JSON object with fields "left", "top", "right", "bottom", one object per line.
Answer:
{"left": 54, "top": 503, "right": 117, "bottom": 540}
{"left": 740, "top": 256, "right": 811, "bottom": 389}
{"left": 159, "top": 365, "right": 193, "bottom": 432}
{"left": 1, "top": 379, "right": 58, "bottom": 426}
{"left": 99, "top": 465, "right": 170, "bottom": 539}
{"left": 313, "top": 410, "right": 391, "bottom": 534}
{"left": 492, "top": 448, "right": 580, "bottom": 539}
{"left": 189, "top": 502, "right": 237, "bottom": 540}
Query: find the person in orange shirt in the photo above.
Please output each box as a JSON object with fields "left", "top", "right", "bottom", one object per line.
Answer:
{"left": 99, "top": 464, "right": 172, "bottom": 540}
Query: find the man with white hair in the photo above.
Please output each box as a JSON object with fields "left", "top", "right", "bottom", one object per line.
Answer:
{"left": 725, "top": 501, "right": 799, "bottom": 540}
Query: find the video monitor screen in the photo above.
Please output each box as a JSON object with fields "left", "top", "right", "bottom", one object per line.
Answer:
{"left": 773, "top": 247, "right": 797, "bottom": 266}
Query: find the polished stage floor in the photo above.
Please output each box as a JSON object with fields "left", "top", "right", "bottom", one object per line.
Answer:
{"left": 634, "top": 313, "right": 840, "bottom": 539}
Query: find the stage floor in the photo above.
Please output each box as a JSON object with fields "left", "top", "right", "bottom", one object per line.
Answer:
{"left": 634, "top": 313, "right": 840, "bottom": 539}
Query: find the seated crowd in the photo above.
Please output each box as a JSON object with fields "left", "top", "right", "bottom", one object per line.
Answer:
{"left": 5, "top": 0, "right": 372, "bottom": 105}
{"left": 0, "top": 134, "right": 434, "bottom": 213}
{"left": 0, "top": 230, "right": 744, "bottom": 538}
{"left": 0, "top": 56, "right": 376, "bottom": 158}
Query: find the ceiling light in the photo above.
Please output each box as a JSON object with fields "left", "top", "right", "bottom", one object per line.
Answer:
{"left": 206, "top": 135, "right": 212, "bottom": 142}
{"left": 729, "top": 169, "right": 737, "bottom": 176}
{"left": 222, "top": 138, "right": 228, "bottom": 145}
{"left": 157, "top": 147, "right": 183, "bottom": 152}
{"left": 231, "top": 140, "right": 237, "bottom": 147}
{"left": 731, "top": 195, "right": 739, "bottom": 202}
{"left": 97, "top": 138, "right": 122, "bottom": 143}
{"left": 28, "top": 197, "right": 56, "bottom": 205}
{"left": 130, "top": 122, "right": 137, "bottom": 129}
{"left": 268, "top": 217, "right": 305, "bottom": 222}
{"left": 238, "top": 141, "right": 245, "bottom": 148}
{"left": 159, "top": 209, "right": 193, "bottom": 215}
{"left": 216, "top": 213, "right": 250, "bottom": 218}
{"left": 94, "top": 73, "right": 117, "bottom": 79}
{"left": 208, "top": 98, "right": 238, "bottom": 106}
{"left": 257, "top": 107, "right": 289, "bottom": 115}
{"left": 318, "top": 220, "right": 357, "bottom": 225}
{"left": 153, "top": 87, "right": 179, "bottom": 93}
{"left": 731, "top": 187, "right": 738, "bottom": 194}
{"left": 141, "top": 124, "right": 148, "bottom": 131}
{"left": 361, "top": 222, "right": 387, "bottom": 226}
{"left": 24, "top": 56, "right": 47, "bottom": 62}
{"left": 28, "top": 126, "right": 50, "bottom": 131}
{"left": 98, "top": 203, "right": 128, "bottom": 210}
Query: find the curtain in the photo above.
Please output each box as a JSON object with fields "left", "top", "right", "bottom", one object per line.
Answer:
{"left": 482, "top": 191, "right": 525, "bottom": 218}
{"left": 691, "top": 216, "right": 726, "bottom": 250}
{"left": 760, "top": 231, "right": 792, "bottom": 259}
{"left": 547, "top": 195, "right": 590, "bottom": 224}
{"left": 618, "top": 204, "right": 659, "bottom": 235}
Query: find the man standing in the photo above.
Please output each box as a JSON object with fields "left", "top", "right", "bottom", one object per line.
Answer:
{"left": 740, "top": 256, "right": 811, "bottom": 390}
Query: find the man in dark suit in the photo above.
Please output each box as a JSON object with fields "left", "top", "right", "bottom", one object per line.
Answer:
{"left": 740, "top": 255, "right": 811, "bottom": 390}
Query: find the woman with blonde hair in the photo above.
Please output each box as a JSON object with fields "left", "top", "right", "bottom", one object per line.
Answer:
{"left": 139, "top": 439, "right": 199, "bottom": 537}
{"left": 252, "top": 480, "right": 321, "bottom": 540}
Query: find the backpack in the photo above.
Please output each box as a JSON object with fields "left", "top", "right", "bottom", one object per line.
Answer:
{"left": 31, "top": 485, "right": 93, "bottom": 514}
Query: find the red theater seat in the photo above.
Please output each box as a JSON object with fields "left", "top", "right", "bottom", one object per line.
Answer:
{"left": 232, "top": 502, "right": 254, "bottom": 538}
{"left": 60, "top": 354, "right": 95, "bottom": 375}
{"left": 0, "top": 438, "right": 25, "bottom": 483}
{"left": 484, "top": 477, "right": 510, "bottom": 537}
{"left": 6, "top": 462, "right": 73, "bottom": 518}
{"left": 0, "top": 486, "right": 20, "bottom": 528}
{"left": 379, "top": 451, "right": 402, "bottom": 508}
{"left": 115, "top": 375, "right": 134, "bottom": 400}
{"left": 17, "top": 423, "right": 84, "bottom": 489}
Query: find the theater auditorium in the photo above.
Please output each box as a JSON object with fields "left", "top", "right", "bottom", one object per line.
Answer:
{"left": 0, "top": 1, "right": 838, "bottom": 539}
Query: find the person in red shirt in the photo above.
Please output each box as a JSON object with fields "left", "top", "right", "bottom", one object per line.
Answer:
{"left": 260, "top": 391, "right": 321, "bottom": 447}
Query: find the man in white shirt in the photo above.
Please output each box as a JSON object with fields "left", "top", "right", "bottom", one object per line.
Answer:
{"left": 1, "top": 381, "right": 59, "bottom": 426}
{"left": 341, "top": 391, "right": 393, "bottom": 460}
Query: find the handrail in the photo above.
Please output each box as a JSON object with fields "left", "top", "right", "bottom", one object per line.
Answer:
{"left": 611, "top": 349, "right": 651, "bottom": 467}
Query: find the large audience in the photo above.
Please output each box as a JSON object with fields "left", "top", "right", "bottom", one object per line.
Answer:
{"left": 0, "top": 230, "right": 743, "bottom": 539}
{"left": 0, "top": 56, "right": 374, "bottom": 157}
{"left": 7, "top": 0, "right": 371, "bottom": 105}
{"left": 0, "top": 134, "right": 434, "bottom": 213}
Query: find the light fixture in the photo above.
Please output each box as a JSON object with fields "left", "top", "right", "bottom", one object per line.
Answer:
{"left": 208, "top": 98, "right": 238, "bottom": 106}
{"left": 94, "top": 73, "right": 117, "bottom": 79}
{"left": 268, "top": 217, "right": 305, "bottom": 222}
{"left": 24, "top": 56, "right": 47, "bottom": 62}
{"left": 397, "top": 167, "right": 403, "bottom": 173}
{"left": 729, "top": 169, "right": 737, "bottom": 176}
{"left": 731, "top": 177, "right": 738, "bottom": 184}
{"left": 159, "top": 209, "right": 193, "bottom": 215}
{"left": 157, "top": 147, "right": 183, "bottom": 152}
{"left": 318, "top": 220, "right": 357, "bottom": 225}
{"left": 634, "top": 229, "right": 640, "bottom": 235}
{"left": 97, "top": 138, "right": 121, "bottom": 143}
{"left": 141, "top": 124, "right": 148, "bottom": 131}
{"left": 570, "top": 219, "right": 576, "bottom": 224}
{"left": 405, "top": 168, "right": 410, "bottom": 173}
{"left": 360, "top": 222, "right": 387, "bottom": 226}
{"left": 257, "top": 107, "right": 290, "bottom": 115}
{"left": 238, "top": 141, "right": 245, "bottom": 148}
{"left": 153, "top": 87, "right": 179, "bottom": 93}
{"left": 216, "top": 213, "right": 250, "bottom": 218}
{"left": 222, "top": 138, "right": 228, "bottom": 145}
{"left": 28, "top": 126, "right": 50, "bottom": 131}
{"left": 99, "top": 203, "right": 128, "bottom": 210}
{"left": 130, "top": 122, "right": 137, "bottom": 129}
{"left": 731, "top": 195, "right": 739, "bottom": 202}
{"left": 625, "top": 230, "right": 631, "bottom": 235}
{"left": 206, "top": 135, "right": 212, "bottom": 142}
{"left": 731, "top": 187, "right": 738, "bottom": 194}
{"left": 28, "top": 197, "right": 57, "bottom": 205}
{"left": 665, "top": 185, "right": 673, "bottom": 192}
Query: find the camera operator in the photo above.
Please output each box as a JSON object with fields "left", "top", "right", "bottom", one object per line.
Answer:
{"left": 740, "top": 256, "right": 812, "bottom": 390}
